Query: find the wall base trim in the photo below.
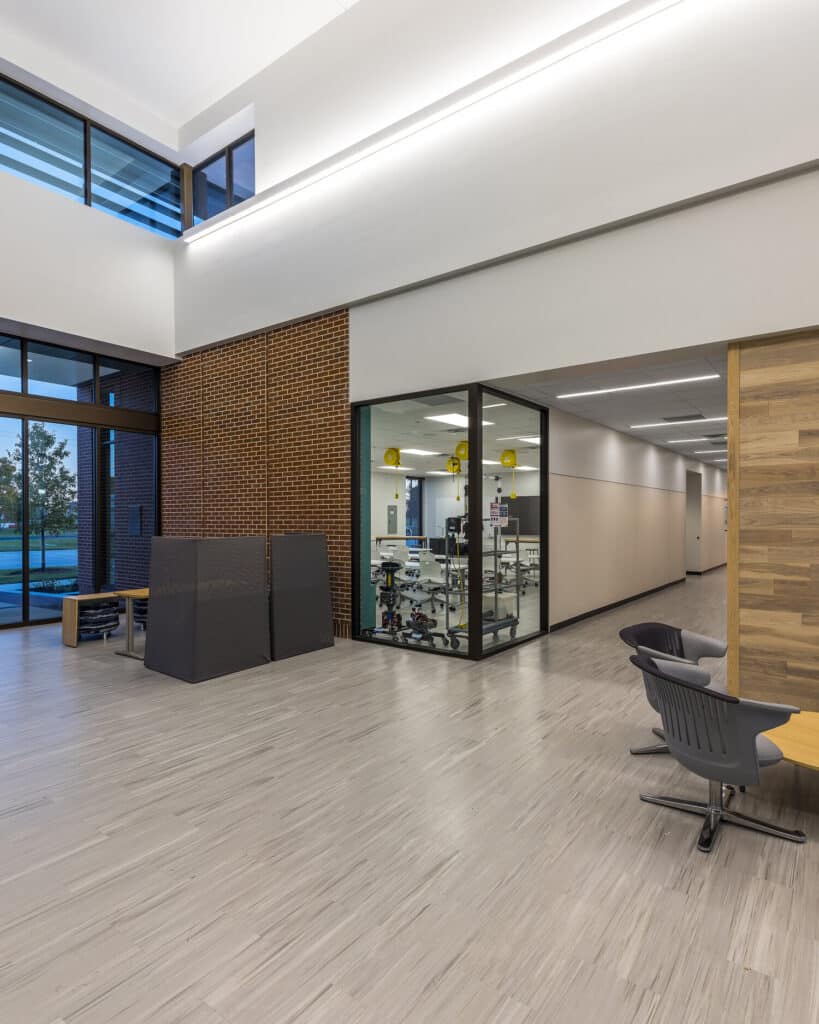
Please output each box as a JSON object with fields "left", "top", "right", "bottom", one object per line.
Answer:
{"left": 686, "top": 562, "right": 727, "bottom": 577}
{"left": 549, "top": 577, "right": 687, "bottom": 632}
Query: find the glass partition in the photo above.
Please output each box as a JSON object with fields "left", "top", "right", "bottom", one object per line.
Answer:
{"left": 356, "top": 389, "right": 471, "bottom": 654}
{"left": 27, "top": 342, "right": 95, "bottom": 402}
{"left": 0, "top": 336, "right": 22, "bottom": 393}
{"left": 480, "top": 396, "right": 542, "bottom": 651}
{"left": 354, "top": 386, "right": 545, "bottom": 658}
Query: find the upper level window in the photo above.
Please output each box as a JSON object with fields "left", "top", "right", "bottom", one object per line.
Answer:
{"left": 27, "top": 342, "right": 95, "bottom": 402}
{"left": 0, "top": 77, "right": 84, "bottom": 202}
{"left": 0, "top": 73, "right": 181, "bottom": 238}
{"left": 90, "top": 127, "right": 182, "bottom": 238}
{"left": 98, "top": 356, "right": 158, "bottom": 413}
{"left": 0, "top": 336, "right": 22, "bottom": 393}
{"left": 193, "top": 134, "right": 255, "bottom": 225}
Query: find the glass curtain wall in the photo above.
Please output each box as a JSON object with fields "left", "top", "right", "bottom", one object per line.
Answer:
{"left": 0, "top": 337, "right": 159, "bottom": 627}
{"left": 355, "top": 386, "right": 546, "bottom": 658}
{"left": 0, "top": 416, "right": 23, "bottom": 626}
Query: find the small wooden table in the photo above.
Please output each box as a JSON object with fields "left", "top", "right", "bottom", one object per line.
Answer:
{"left": 115, "top": 588, "right": 150, "bottom": 661}
{"left": 765, "top": 711, "right": 819, "bottom": 770}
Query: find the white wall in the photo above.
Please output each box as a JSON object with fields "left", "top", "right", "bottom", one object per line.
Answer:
{"left": 0, "top": 173, "right": 176, "bottom": 360}
{"left": 349, "top": 169, "right": 819, "bottom": 400}
{"left": 548, "top": 409, "right": 726, "bottom": 624}
{"left": 176, "top": 0, "right": 819, "bottom": 358}
{"left": 370, "top": 472, "right": 406, "bottom": 540}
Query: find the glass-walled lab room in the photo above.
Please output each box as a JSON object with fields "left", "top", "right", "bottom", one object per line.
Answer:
{"left": 353, "top": 384, "right": 547, "bottom": 659}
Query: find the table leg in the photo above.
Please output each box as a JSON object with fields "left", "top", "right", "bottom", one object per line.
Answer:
{"left": 116, "top": 596, "right": 144, "bottom": 660}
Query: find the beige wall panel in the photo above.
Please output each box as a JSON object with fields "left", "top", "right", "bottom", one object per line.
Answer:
{"left": 549, "top": 474, "right": 685, "bottom": 626}
{"left": 701, "top": 494, "right": 728, "bottom": 572}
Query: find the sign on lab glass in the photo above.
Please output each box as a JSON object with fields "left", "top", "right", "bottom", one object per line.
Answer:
{"left": 490, "top": 502, "right": 509, "bottom": 528}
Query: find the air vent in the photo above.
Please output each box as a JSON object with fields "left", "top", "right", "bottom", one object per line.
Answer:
{"left": 664, "top": 413, "right": 705, "bottom": 422}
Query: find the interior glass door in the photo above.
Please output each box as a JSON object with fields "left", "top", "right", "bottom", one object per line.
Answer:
{"left": 0, "top": 416, "right": 23, "bottom": 626}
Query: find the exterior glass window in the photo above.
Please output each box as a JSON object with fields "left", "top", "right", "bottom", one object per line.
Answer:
{"left": 192, "top": 134, "right": 255, "bottom": 225}
{"left": 0, "top": 336, "right": 22, "bottom": 393}
{"left": 230, "top": 135, "right": 255, "bottom": 205}
{"left": 193, "top": 153, "right": 227, "bottom": 223}
{"left": 27, "top": 342, "right": 95, "bottom": 402}
{"left": 100, "top": 429, "right": 156, "bottom": 591}
{"left": 98, "top": 357, "right": 158, "bottom": 413}
{"left": 90, "top": 127, "right": 181, "bottom": 238}
{"left": 0, "top": 415, "right": 23, "bottom": 626}
{"left": 0, "top": 77, "right": 84, "bottom": 202}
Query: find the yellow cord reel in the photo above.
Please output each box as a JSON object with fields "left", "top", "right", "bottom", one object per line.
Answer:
{"left": 500, "top": 449, "right": 518, "bottom": 499}
{"left": 446, "top": 455, "right": 462, "bottom": 501}
{"left": 455, "top": 440, "right": 469, "bottom": 462}
{"left": 384, "top": 447, "right": 401, "bottom": 499}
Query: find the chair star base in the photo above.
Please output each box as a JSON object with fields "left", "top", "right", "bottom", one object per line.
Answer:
{"left": 641, "top": 780, "right": 806, "bottom": 853}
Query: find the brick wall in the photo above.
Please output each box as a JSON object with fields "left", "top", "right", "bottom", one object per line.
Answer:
{"left": 160, "top": 310, "right": 351, "bottom": 636}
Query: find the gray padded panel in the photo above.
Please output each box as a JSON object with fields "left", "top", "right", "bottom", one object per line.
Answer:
{"left": 145, "top": 537, "right": 270, "bottom": 683}
{"left": 653, "top": 659, "right": 712, "bottom": 689}
{"left": 756, "top": 734, "right": 783, "bottom": 768}
{"left": 270, "top": 533, "right": 334, "bottom": 661}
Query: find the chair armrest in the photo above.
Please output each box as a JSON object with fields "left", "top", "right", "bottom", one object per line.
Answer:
{"left": 681, "top": 630, "right": 728, "bottom": 661}
{"left": 636, "top": 644, "right": 693, "bottom": 664}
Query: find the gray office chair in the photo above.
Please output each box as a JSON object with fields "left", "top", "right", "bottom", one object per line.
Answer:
{"left": 619, "top": 622, "right": 727, "bottom": 755}
{"left": 632, "top": 654, "right": 806, "bottom": 853}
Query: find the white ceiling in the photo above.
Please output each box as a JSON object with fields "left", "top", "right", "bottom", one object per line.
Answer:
{"left": 489, "top": 343, "right": 728, "bottom": 467}
{"left": 0, "top": 0, "right": 358, "bottom": 143}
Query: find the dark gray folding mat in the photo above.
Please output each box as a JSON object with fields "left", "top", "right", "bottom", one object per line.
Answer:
{"left": 270, "top": 533, "right": 334, "bottom": 660}
{"left": 145, "top": 536, "right": 270, "bottom": 682}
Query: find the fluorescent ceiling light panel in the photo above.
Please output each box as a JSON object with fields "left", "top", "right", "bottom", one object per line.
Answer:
{"left": 631, "top": 416, "right": 728, "bottom": 429}
{"left": 400, "top": 448, "right": 441, "bottom": 456}
{"left": 185, "top": 0, "right": 683, "bottom": 244}
{"left": 482, "top": 402, "right": 507, "bottom": 409}
{"left": 556, "top": 374, "right": 719, "bottom": 399}
{"left": 496, "top": 435, "right": 541, "bottom": 443}
{"left": 712, "top": 459, "right": 727, "bottom": 463}
{"left": 515, "top": 465, "right": 539, "bottom": 471}
{"left": 424, "top": 413, "right": 493, "bottom": 427}
{"left": 426, "top": 470, "right": 451, "bottom": 475}
{"left": 378, "top": 464, "right": 414, "bottom": 471}
{"left": 482, "top": 460, "right": 501, "bottom": 465}
{"left": 694, "top": 449, "right": 727, "bottom": 454}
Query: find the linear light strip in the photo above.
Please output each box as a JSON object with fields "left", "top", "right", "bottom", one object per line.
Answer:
{"left": 557, "top": 373, "right": 719, "bottom": 399}
{"left": 694, "top": 449, "right": 727, "bottom": 454}
{"left": 631, "top": 416, "right": 728, "bottom": 429}
{"left": 184, "top": 0, "right": 684, "bottom": 244}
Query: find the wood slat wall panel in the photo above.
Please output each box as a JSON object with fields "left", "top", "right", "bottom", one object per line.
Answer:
{"left": 733, "top": 333, "right": 819, "bottom": 710}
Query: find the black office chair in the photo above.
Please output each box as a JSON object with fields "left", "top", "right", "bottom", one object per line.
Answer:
{"left": 620, "top": 622, "right": 727, "bottom": 755}
{"left": 632, "top": 654, "right": 806, "bottom": 853}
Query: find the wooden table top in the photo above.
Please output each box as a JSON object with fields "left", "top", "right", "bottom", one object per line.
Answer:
{"left": 116, "top": 588, "right": 150, "bottom": 599}
{"left": 766, "top": 710, "right": 819, "bottom": 770}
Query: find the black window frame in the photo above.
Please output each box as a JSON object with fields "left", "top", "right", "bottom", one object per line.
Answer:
{"left": 191, "top": 131, "right": 255, "bottom": 227}
{"left": 0, "top": 70, "right": 183, "bottom": 238}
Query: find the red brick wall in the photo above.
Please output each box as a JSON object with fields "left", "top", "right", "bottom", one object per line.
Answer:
{"left": 160, "top": 311, "right": 351, "bottom": 636}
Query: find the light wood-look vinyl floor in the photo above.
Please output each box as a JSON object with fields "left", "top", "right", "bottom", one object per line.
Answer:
{"left": 1, "top": 569, "right": 817, "bottom": 1024}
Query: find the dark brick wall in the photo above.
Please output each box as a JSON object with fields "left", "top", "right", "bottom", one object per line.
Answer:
{"left": 160, "top": 310, "right": 351, "bottom": 636}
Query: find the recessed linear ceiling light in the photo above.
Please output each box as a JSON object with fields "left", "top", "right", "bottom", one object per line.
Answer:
{"left": 482, "top": 460, "right": 501, "bottom": 465}
{"left": 424, "top": 413, "right": 493, "bottom": 427}
{"left": 400, "top": 448, "right": 442, "bottom": 456}
{"left": 378, "top": 464, "right": 415, "bottom": 471}
{"left": 515, "top": 465, "right": 539, "bottom": 472}
{"left": 556, "top": 374, "right": 719, "bottom": 399}
{"left": 496, "top": 435, "right": 541, "bottom": 443}
{"left": 712, "top": 459, "right": 727, "bottom": 463}
{"left": 631, "top": 416, "right": 728, "bottom": 429}
{"left": 426, "top": 470, "right": 451, "bottom": 475}
{"left": 184, "top": 0, "right": 684, "bottom": 244}
{"left": 694, "top": 449, "right": 728, "bottom": 454}
{"left": 482, "top": 403, "right": 507, "bottom": 409}
{"left": 666, "top": 437, "right": 716, "bottom": 444}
